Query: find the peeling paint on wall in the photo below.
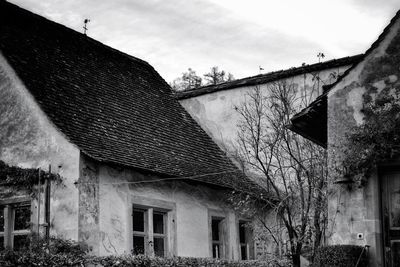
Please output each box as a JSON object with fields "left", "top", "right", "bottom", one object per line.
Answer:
{"left": 94, "top": 162, "right": 244, "bottom": 259}
{"left": 0, "top": 54, "right": 80, "bottom": 240}
{"left": 326, "top": 13, "right": 400, "bottom": 267}
{"left": 179, "top": 68, "right": 352, "bottom": 156}
{"left": 79, "top": 155, "right": 100, "bottom": 254}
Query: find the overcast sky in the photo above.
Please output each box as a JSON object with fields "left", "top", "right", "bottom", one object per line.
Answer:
{"left": 9, "top": 0, "right": 400, "bottom": 82}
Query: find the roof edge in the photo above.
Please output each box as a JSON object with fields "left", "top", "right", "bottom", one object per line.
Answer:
{"left": 1, "top": 1, "right": 152, "bottom": 68}
{"left": 323, "top": 9, "right": 400, "bottom": 93}
{"left": 175, "top": 54, "right": 363, "bottom": 100}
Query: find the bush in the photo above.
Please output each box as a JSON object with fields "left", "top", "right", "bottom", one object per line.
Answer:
{"left": 0, "top": 236, "right": 88, "bottom": 267}
{"left": 0, "top": 236, "right": 286, "bottom": 267}
{"left": 311, "top": 245, "right": 368, "bottom": 267}
{"left": 90, "top": 254, "right": 283, "bottom": 267}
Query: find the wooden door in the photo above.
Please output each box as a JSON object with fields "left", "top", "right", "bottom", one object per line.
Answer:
{"left": 382, "top": 170, "right": 400, "bottom": 266}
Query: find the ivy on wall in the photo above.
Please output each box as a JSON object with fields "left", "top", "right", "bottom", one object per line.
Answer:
{"left": 0, "top": 160, "right": 62, "bottom": 195}
{"left": 343, "top": 88, "right": 400, "bottom": 186}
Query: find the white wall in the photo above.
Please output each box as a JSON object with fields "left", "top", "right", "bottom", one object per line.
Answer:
{"left": 95, "top": 162, "right": 244, "bottom": 259}
{"left": 0, "top": 53, "right": 80, "bottom": 240}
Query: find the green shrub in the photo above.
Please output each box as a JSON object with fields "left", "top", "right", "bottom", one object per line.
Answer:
{"left": 311, "top": 245, "right": 368, "bottom": 267}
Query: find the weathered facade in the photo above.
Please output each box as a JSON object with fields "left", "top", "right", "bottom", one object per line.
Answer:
{"left": 177, "top": 56, "right": 361, "bottom": 153}
{"left": 176, "top": 52, "right": 362, "bottom": 264}
{"left": 290, "top": 9, "right": 400, "bottom": 267}
{"left": 0, "top": 1, "right": 261, "bottom": 260}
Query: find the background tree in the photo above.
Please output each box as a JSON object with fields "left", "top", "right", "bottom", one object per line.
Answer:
{"left": 203, "top": 66, "right": 235, "bottom": 85}
{"left": 232, "top": 81, "right": 328, "bottom": 267}
{"left": 170, "top": 66, "right": 235, "bottom": 91}
{"left": 170, "top": 68, "right": 202, "bottom": 91}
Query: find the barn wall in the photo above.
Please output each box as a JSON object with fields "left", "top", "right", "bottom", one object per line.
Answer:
{"left": 326, "top": 13, "right": 400, "bottom": 267}
{"left": 0, "top": 53, "right": 80, "bottom": 240}
{"left": 179, "top": 67, "right": 351, "bottom": 153}
{"left": 78, "top": 157, "right": 252, "bottom": 259}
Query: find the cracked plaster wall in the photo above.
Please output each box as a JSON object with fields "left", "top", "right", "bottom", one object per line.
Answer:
{"left": 85, "top": 160, "right": 245, "bottom": 259}
{"left": 179, "top": 68, "right": 351, "bottom": 155}
{"left": 0, "top": 53, "right": 80, "bottom": 240}
{"left": 327, "top": 14, "right": 400, "bottom": 267}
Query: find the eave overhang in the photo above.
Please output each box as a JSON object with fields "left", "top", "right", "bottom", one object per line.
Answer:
{"left": 289, "top": 95, "right": 327, "bottom": 148}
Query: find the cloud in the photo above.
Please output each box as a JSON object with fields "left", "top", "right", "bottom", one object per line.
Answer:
{"left": 8, "top": 0, "right": 400, "bottom": 81}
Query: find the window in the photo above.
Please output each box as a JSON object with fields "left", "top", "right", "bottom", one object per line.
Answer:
{"left": 0, "top": 202, "right": 31, "bottom": 250}
{"left": 132, "top": 206, "right": 167, "bottom": 257}
{"left": 211, "top": 217, "right": 224, "bottom": 259}
{"left": 239, "top": 221, "right": 254, "bottom": 260}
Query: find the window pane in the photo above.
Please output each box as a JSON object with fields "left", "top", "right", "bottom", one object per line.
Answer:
{"left": 0, "top": 206, "right": 4, "bottom": 232}
{"left": 212, "top": 243, "right": 220, "bottom": 258}
{"left": 13, "top": 235, "right": 29, "bottom": 250}
{"left": 133, "top": 209, "right": 145, "bottom": 232}
{"left": 212, "top": 219, "right": 221, "bottom": 241}
{"left": 133, "top": 236, "right": 145, "bottom": 255}
{"left": 153, "top": 213, "right": 164, "bottom": 234}
{"left": 14, "top": 204, "right": 30, "bottom": 231}
{"left": 154, "top": 237, "right": 164, "bottom": 257}
{"left": 0, "top": 236, "right": 4, "bottom": 250}
{"left": 239, "top": 222, "right": 246, "bottom": 243}
{"left": 241, "top": 245, "right": 247, "bottom": 260}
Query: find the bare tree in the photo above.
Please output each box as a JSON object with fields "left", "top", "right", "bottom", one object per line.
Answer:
{"left": 204, "top": 66, "right": 234, "bottom": 85}
{"left": 170, "top": 66, "right": 235, "bottom": 91}
{"left": 232, "top": 81, "right": 328, "bottom": 267}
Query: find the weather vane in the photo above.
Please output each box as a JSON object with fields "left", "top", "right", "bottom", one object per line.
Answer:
{"left": 317, "top": 52, "right": 325, "bottom": 63}
{"left": 83, "top": 19, "right": 90, "bottom": 35}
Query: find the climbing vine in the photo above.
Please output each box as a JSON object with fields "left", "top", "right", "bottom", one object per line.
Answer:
{"left": 0, "top": 160, "right": 62, "bottom": 195}
{"left": 343, "top": 88, "right": 400, "bottom": 185}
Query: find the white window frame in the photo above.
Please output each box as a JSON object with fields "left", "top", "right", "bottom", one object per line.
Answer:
{"left": 129, "top": 196, "right": 176, "bottom": 257}
{"left": 0, "top": 197, "right": 31, "bottom": 250}
{"left": 208, "top": 209, "right": 228, "bottom": 259}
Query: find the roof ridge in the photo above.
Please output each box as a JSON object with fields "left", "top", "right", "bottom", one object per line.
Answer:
{"left": 175, "top": 54, "right": 363, "bottom": 100}
{"left": 1, "top": 0, "right": 151, "bottom": 68}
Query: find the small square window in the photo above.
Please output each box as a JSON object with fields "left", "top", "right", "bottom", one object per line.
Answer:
{"left": 153, "top": 212, "right": 164, "bottom": 234}
{"left": 239, "top": 221, "right": 254, "bottom": 260}
{"left": 211, "top": 217, "right": 224, "bottom": 259}
{"left": 154, "top": 237, "right": 165, "bottom": 257}
{"left": 133, "top": 236, "right": 145, "bottom": 255}
{"left": 132, "top": 206, "right": 167, "bottom": 257}
{"left": 0, "top": 202, "right": 31, "bottom": 250}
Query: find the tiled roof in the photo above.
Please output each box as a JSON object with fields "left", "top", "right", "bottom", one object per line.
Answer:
{"left": 176, "top": 54, "right": 363, "bottom": 100}
{"left": 0, "top": 0, "right": 241, "bottom": 180}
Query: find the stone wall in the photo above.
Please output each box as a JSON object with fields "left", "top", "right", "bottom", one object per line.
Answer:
{"left": 326, "top": 12, "right": 400, "bottom": 267}
{"left": 0, "top": 53, "right": 80, "bottom": 240}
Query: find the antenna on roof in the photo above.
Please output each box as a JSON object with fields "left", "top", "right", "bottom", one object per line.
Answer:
{"left": 83, "top": 19, "right": 91, "bottom": 35}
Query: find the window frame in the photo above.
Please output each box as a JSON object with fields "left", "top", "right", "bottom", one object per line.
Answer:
{"left": 238, "top": 219, "right": 255, "bottom": 260}
{"left": 0, "top": 197, "right": 31, "bottom": 250}
{"left": 129, "top": 196, "right": 176, "bottom": 257}
{"left": 208, "top": 209, "right": 228, "bottom": 259}
{"left": 211, "top": 217, "right": 224, "bottom": 259}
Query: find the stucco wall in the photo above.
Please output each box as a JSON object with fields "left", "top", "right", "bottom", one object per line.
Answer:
{"left": 0, "top": 53, "right": 80, "bottom": 240}
{"left": 79, "top": 156, "right": 253, "bottom": 259}
{"left": 326, "top": 13, "right": 400, "bottom": 267}
{"left": 179, "top": 68, "right": 350, "bottom": 153}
